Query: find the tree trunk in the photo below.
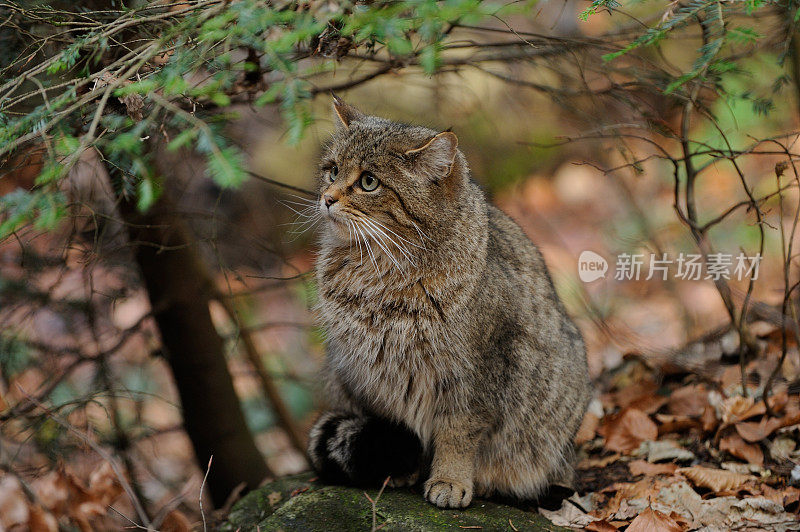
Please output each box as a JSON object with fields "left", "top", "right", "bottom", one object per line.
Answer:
{"left": 119, "top": 192, "right": 271, "bottom": 506}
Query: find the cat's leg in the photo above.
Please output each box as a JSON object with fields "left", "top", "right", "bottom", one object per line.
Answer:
{"left": 307, "top": 411, "right": 423, "bottom": 487}
{"left": 423, "top": 419, "right": 484, "bottom": 509}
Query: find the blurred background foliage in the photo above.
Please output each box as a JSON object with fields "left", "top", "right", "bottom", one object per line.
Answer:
{"left": 2, "top": 0, "right": 800, "bottom": 528}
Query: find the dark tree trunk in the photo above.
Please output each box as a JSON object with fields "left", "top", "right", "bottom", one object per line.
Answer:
{"left": 119, "top": 192, "right": 271, "bottom": 506}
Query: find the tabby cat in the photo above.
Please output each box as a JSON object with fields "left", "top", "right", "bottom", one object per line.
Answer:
{"left": 307, "top": 97, "right": 592, "bottom": 509}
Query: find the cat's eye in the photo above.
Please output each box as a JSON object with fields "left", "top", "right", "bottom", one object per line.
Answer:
{"left": 327, "top": 165, "right": 338, "bottom": 182}
{"left": 359, "top": 171, "right": 379, "bottom": 192}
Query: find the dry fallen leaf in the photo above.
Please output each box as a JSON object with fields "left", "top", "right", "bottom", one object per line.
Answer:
{"left": 28, "top": 505, "right": 58, "bottom": 532}
{"left": 763, "top": 484, "right": 800, "bottom": 508}
{"left": 161, "top": 509, "right": 192, "bottom": 532}
{"left": 585, "top": 519, "right": 619, "bottom": 531}
{"left": 668, "top": 384, "right": 708, "bottom": 417}
{"left": 769, "top": 434, "right": 796, "bottom": 461}
{"left": 628, "top": 460, "right": 678, "bottom": 476}
{"left": 539, "top": 497, "right": 598, "bottom": 528}
{"left": 599, "top": 408, "right": 658, "bottom": 454}
{"left": 735, "top": 416, "right": 783, "bottom": 443}
{"left": 575, "top": 411, "right": 600, "bottom": 445}
{"left": 720, "top": 432, "right": 764, "bottom": 466}
{"left": 655, "top": 414, "right": 699, "bottom": 435}
{"left": 87, "top": 462, "right": 122, "bottom": 507}
{"left": 578, "top": 453, "right": 621, "bottom": 469}
{"left": 613, "top": 380, "right": 664, "bottom": 413}
{"left": 635, "top": 440, "right": 695, "bottom": 463}
{"left": 626, "top": 507, "right": 683, "bottom": 532}
{"left": 678, "top": 466, "right": 753, "bottom": 493}
{"left": 720, "top": 395, "right": 755, "bottom": 424}
{"left": 600, "top": 477, "right": 670, "bottom": 519}
{"left": 700, "top": 404, "right": 719, "bottom": 433}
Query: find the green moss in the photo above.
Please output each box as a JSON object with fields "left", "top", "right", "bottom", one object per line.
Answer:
{"left": 221, "top": 473, "right": 565, "bottom": 531}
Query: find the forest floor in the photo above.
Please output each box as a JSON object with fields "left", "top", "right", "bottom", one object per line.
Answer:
{"left": 549, "top": 323, "right": 800, "bottom": 530}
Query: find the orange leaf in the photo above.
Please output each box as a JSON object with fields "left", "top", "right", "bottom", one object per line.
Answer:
{"left": 734, "top": 417, "right": 783, "bottom": 443}
{"left": 678, "top": 466, "right": 753, "bottom": 493}
{"left": 628, "top": 460, "right": 678, "bottom": 476}
{"left": 161, "top": 510, "right": 193, "bottom": 532}
{"left": 575, "top": 412, "right": 600, "bottom": 445}
{"left": 720, "top": 396, "right": 756, "bottom": 424}
{"left": 598, "top": 408, "right": 658, "bottom": 454}
{"left": 585, "top": 519, "right": 619, "bottom": 531}
{"left": 614, "top": 380, "right": 668, "bottom": 414}
{"left": 626, "top": 507, "right": 683, "bottom": 532}
{"left": 655, "top": 414, "right": 699, "bottom": 435}
{"left": 700, "top": 405, "right": 718, "bottom": 433}
{"left": 28, "top": 505, "right": 57, "bottom": 532}
{"left": 720, "top": 433, "right": 764, "bottom": 466}
{"left": 668, "top": 384, "right": 708, "bottom": 417}
{"left": 87, "top": 462, "right": 122, "bottom": 506}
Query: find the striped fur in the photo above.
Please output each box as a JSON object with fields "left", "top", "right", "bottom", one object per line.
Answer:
{"left": 307, "top": 411, "right": 422, "bottom": 486}
{"left": 306, "top": 99, "right": 592, "bottom": 509}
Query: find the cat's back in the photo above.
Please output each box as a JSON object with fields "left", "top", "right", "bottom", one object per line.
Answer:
{"left": 477, "top": 203, "right": 584, "bottom": 358}
{"left": 483, "top": 203, "right": 557, "bottom": 295}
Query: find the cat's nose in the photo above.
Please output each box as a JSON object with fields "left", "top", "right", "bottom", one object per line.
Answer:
{"left": 324, "top": 194, "right": 337, "bottom": 208}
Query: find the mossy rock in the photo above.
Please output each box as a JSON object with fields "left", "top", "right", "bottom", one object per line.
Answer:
{"left": 221, "top": 473, "right": 565, "bottom": 531}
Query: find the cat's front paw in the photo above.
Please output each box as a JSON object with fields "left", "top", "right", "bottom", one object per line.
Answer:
{"left": 423, "top": 477, "right": 473, "bottom": 508}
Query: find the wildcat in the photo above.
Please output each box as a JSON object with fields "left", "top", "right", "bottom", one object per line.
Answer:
{"left": 307, "top": 97, "right": 592, "bottom": 509}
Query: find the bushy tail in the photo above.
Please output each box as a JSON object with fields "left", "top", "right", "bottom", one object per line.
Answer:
{"left": 307, "top": 411, "right": 423, "bottom": 486}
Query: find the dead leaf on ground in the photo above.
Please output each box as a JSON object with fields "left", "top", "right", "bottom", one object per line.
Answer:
{"left": 714, "top": 393, "right": 790, "bottom": 435}
{"left": 538, "top": 496, "right": 598, "bottom": 528}
{"left": 628, "top": 460, "right": 678, "bottom": 476}
{"left": 600, "top": 477, "right": 669, "bottom": 518}
{"left": 719, "top": 395, "right": 756, "bottom": 424}
{"left": 701, "top": 404, "right": 718, "bottom": 433}
{"left": 626, "top": 506, "right": 683, "bottom": 532}
{"left": 28, "top": 505, "right": 58, "bottom": 532}
{"left": 576, "top": 411, "right": 600, "bottom": 445}
{"left": 756, "top": 484, "right": 800, "bottom": 508}
{"left": 635, "top": 440, "right": 695, "bottom": 463}
{"left": 613, "top": 380, "right": 667, "bottom": 414}
{"left": 720, "top": 432, "right": 764, "bottom": 466}
{"left": 769, "top": 434, "right": 796, "bottom": 461}
{"left": 668, "top": 384, "right": 708, "bottom": 417}
{"left": 655, "top": 413, "right": 700, "bottom": 435}
{"left": 585, "top": 519, "right": 619, "bottom": 531}
{"left": 598, "top": 408, "right": 658, "bottom": 454}
{"left": 161, "top": 510, "right": 192, "bottom": 532}
{"left": 734, "top": 416, "right": 783, "bottom": 443}
{"left": 678, "top": 466, "right": 754, "bottom": 493}
{"left": 578, "top": 453, "right": 621, "bottom": 469}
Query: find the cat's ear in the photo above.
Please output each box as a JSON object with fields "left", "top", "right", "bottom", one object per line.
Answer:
{"left": 332, "top": 94, "right": 364, "bottom": 129}
{"left": 404, "top": 131, "right": 458, "bottom": 180}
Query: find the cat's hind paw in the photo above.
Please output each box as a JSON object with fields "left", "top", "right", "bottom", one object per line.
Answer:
{"left": 387, "top": 470, "right": 419, "bottom": 488}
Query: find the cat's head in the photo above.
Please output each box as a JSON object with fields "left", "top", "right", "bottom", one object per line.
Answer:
{"left": 316, "top": 96, "right": 467, "bottom": 253}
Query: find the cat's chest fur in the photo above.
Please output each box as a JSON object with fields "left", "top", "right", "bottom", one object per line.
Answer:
{"left": 317, "top": 250, "right": 467, "bottom": 443}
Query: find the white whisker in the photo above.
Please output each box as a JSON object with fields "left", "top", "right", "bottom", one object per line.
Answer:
{"left": 361, "top": 217, "right": 414, "bottom": 269}
{"left": 354, "top": 222, "right": 378, "bottom": 271}
{"left": 368, "top": 217, "right": 425, "bottom": 250}
{"left": 362, "top": 220, "right": 403, "bottom": 272}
